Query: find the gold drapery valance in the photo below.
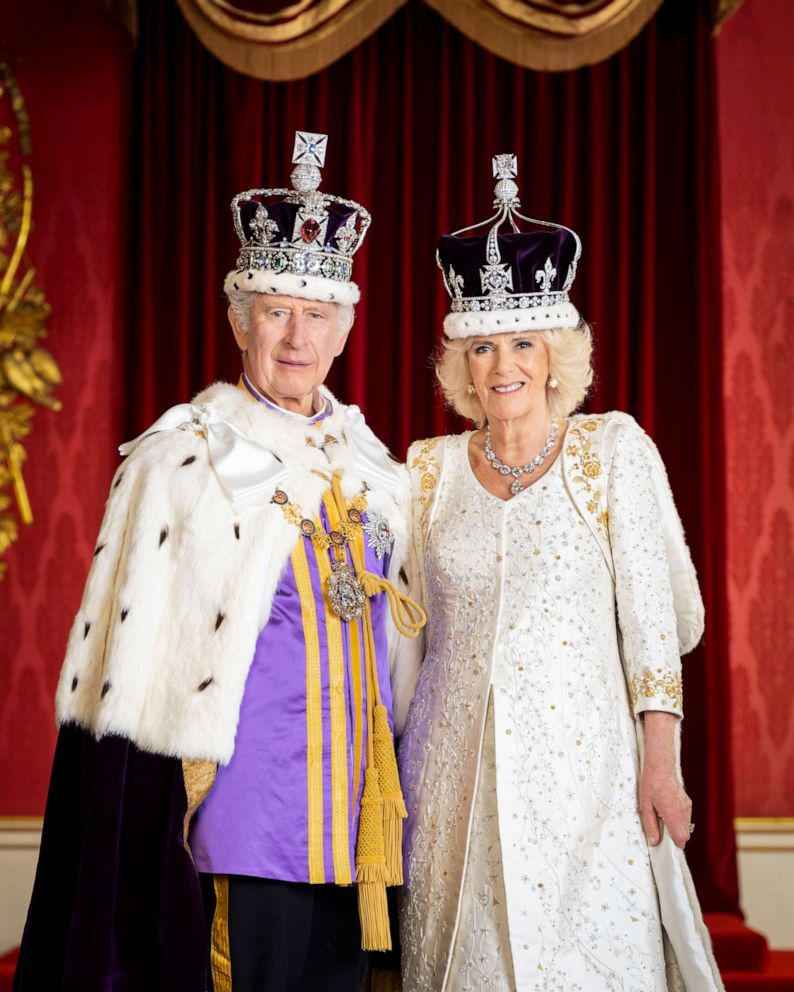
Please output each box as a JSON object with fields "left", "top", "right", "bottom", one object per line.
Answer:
{"left": 120, "top": 0, "right": 744, "bottom": 79}
{"left": 175, "top": 0, "right": 409, "bottom": 80}
{"left": 423, "top": 0, "right": 664, "bottom": 73}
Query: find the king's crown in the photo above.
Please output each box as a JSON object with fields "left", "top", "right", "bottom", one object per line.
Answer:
{"left": 230, "top": 131, "right": 371, "bottom": 286}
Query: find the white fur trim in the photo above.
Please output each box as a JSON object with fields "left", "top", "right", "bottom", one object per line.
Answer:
{"left": 443, "top": 302, "right": 580, "bottom": 338}
{"left": 224, "top": 269, "right": 360, "bottom": 306}
{"left": 55, "top": 382, "right": 411, "bottom": 764}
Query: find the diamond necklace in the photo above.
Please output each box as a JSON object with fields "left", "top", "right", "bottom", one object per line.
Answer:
{"left": 484, "top": 420, "right": 559, "bottom": 496}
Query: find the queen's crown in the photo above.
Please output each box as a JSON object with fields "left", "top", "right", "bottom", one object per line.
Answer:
{"left": 436, "top": 154, "right": 582, "bottom": 336}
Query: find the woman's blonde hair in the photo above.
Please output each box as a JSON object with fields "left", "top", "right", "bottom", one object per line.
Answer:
{"left": 435, "top": 324, "right": 593, "bottom": 425}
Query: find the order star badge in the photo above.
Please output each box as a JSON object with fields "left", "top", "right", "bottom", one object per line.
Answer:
{"left": 363, "top": 511, "right": 394, "bottom": 560}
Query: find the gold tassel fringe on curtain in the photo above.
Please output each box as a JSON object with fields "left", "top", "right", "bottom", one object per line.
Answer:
{"left": 142, "top": 0, "right": 745, "bottom": 80}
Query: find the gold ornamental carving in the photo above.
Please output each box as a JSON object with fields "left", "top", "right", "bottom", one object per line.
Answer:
{"left": 0, "top": 62, "right": 62, "bottom": 580}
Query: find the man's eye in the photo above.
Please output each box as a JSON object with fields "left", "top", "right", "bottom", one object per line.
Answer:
{"left": 309, "top": 311, "right": 324, "bottom": 319}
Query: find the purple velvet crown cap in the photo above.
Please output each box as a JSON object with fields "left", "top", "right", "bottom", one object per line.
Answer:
{"left": 237, "top": 198, "right": 360, "bottom": 253}
{"left": 437, "top": 153, "right": 582, "bottom": 339}
{"left": 438, "top": 226, "right": 579, "bottom": 299}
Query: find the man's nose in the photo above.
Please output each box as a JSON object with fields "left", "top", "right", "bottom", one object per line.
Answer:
{"left": 284, "top": 315, "right": 307, "bottom": 346}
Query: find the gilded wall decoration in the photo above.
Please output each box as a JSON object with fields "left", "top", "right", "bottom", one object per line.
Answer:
{"left": 0, "top": 62, "right": 61, "bottom": 580}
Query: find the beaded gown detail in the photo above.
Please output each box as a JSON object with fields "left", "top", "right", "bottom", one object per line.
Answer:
{"left": 399, "top": 427, "right": 687, "bottom": 992}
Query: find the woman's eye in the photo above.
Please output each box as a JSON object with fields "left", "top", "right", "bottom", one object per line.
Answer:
{"left": 473, "top": 345, "right": 491, "bottom": 354}
{"left": 516, "top": 340, "right": 533, "bottom": 349}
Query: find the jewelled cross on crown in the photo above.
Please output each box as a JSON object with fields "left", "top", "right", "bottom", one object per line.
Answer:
{"left": 492, "top": 153, "right": 520, "bottom": 207}
{"left": 293, "top": 131, "right": 327, "bottom": 169}
{"left": 479, "top": 153, "right": 520, "bottom": 297}
{"left": 290, "top": 131, "right": 330, "bottom": 244}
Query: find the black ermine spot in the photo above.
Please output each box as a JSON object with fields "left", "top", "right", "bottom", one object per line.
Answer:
{"left": 94, "top": 543, "right": 105, "bottom": 557}
{"left": 198, "top": 677, "right": 213, "bottom": 691}
{"left": 101, "top": 680, "right": 111, "bottom": 699}
{"left": 121, "top": 608, "right": 129, "bottom": 623}
{"left": 181, "top": 455, "right": 197, "bottom": 467}
{"left": 71, "top": 676, "right": 78, "bottom": 692}
{"left": 113, "top": 472, "right": 124, "bottom": 490}
{"left": 399, "top": 567, "right": 408, "bottom": 584}
{"left": 215, "top": 612, "right": 225, "bottom": 631}
{"left": 159, "top": 527, "right": 169, "bottom": 547}
{"left": 83, "top": 622, "right": 91, "bottom": 639}
{"left": 234, "top": 523, "right": 240, "bottom": 540}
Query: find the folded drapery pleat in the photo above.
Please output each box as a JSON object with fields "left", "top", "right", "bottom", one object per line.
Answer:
{"left": 175, "top": 0, "right": 409, "bottom": 80}
{"left": 157, "top": 0, "right": 744, "bottom": 77}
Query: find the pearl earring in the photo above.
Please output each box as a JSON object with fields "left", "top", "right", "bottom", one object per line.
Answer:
{"left": 467, "top": 384, "right": 476, "bottom": 394}
{"left": 547, "top": 377, "right": 558, "bottom": 389}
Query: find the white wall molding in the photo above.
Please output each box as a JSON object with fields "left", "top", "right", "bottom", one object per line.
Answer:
{"left": 0, "top": 818, "right": 42, "bottom": 955}
{"left": 1, "top": 817, "right": 792, "bottom": 955}
{"left": 735, "top": 817, "right": 794, "bottom": 949}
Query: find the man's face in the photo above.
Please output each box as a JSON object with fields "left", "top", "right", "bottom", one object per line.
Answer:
{"left": 229, "top": 294, "right": 351, "bottom": 415}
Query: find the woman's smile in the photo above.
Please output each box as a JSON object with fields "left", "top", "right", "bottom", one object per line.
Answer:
{"left": 492, "top": 381, "right": 524, "bottom": 393}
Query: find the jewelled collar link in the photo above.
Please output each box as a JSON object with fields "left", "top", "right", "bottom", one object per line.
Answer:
{"left": 484, "top": 420, "right": 559, "bottom": 496}
{"left": 271, "top": 487, "right": 368, "bottom": 553}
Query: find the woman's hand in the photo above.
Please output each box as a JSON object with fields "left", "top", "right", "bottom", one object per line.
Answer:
{"left": 639, "top": 711, "right": 693, "bottom": 849}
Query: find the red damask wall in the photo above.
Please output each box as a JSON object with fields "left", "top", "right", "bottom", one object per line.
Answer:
{"left": 717, "top": 0, "right": 794, "bottom": 816}
{"left": 0, "top": 1, "right": 131, "bottom": 813}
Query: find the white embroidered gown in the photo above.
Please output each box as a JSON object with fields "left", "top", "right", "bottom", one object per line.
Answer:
{"left": 399, "top": 423, "right": 701, "bottom": 992}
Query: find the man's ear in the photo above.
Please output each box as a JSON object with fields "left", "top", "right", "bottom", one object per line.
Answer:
{"left": 228, "top": 305, "right": 247, "bottom": 351}
{"left": 333, "top": 317, "right": 354, "bottom": 357}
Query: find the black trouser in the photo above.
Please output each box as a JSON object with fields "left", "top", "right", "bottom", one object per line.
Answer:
{"left": 200, "top": 874, "right": 367, "bottom": 992}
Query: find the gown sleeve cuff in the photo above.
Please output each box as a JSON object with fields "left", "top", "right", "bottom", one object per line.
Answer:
{"left": 630, "top": 665, "right": 683, "bottom": 718}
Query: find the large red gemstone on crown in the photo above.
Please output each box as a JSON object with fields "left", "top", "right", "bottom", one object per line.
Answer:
{"left": 300, "top": 219, "right": 321, "bottom": 243}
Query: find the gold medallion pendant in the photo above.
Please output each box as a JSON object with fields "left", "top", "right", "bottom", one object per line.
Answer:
{"left": 327, "top": 560, "right": 366, "bottom": 621}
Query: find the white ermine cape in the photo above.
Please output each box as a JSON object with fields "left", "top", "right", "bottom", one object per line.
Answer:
{"left": 55, "top": 382, "right": 413, "bottom": 765}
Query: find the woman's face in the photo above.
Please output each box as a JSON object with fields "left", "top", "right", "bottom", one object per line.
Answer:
{"left": 229, "top": 293, "right": 350, "bottom": 415}
{"left": 467, "top": 332, "right": 550, "bottom": 425}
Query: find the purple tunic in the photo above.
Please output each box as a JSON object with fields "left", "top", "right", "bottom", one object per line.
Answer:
{"left": 190, "top": 380, "right": 394, "bottom": 884}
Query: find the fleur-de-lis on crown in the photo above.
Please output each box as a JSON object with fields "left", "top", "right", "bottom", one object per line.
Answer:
{"left": 535, "top": 256, "right": 557, "bottom": 293}
{"left": 249, "top": 203, "right": 279, "bottom": 245}
{"left": 334, "top": 213, "right": 359, "bottom": 254}
{"left": 449, "top": 266, "right": 464, "bottom": 300}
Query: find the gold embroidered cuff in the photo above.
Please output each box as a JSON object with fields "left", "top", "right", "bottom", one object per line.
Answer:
{"left": 630, "top": 666, "right": 683, "bottom": 714}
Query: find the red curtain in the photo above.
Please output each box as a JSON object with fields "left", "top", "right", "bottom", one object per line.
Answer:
{"left": 132, "top": 0, "right": 738, "bottom": 911}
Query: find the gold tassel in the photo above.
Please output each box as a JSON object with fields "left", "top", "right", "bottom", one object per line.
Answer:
{"left": 355, "top": 767, "right": 391, "bottom": 951}
{"left": 372, "top": 704, "right": 407, "bottom": 886}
